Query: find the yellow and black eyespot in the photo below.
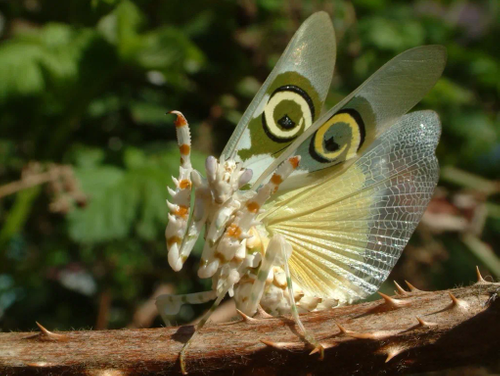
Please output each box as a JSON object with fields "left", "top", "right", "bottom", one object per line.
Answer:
{"left": 310, "top": 109, "right": 366, "bottom": 163}
{"left": 262, "top": 85, "right": 315, "bottom": 142}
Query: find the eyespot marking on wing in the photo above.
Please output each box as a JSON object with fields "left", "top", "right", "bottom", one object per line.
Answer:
{"left": 310, "top": 109, "right": 366, "bottom": 164}
{"left": 262, "top": 85, "right": 315, "bottom": 143}
{"left": 237, "top": 71, "right": 322, "bottom": 163}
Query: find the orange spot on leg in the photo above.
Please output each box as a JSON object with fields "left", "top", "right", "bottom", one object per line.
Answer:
{"left": 179, "top": 144, "right": 190, "bottom": 155}
{"left": 289, "top": 156, "right": 300, "bottom": 169}
{"left": 246, "top": 202, "right": 260, "bottom": 213}
{"left": 167, "top": 236, "right": 182, "bottom": 247}
{"left": 179, "top": 179, "right": 192, "bottom": 189}
{"left": 270, "top": 174, "right": 283, "bottom": 185}
{"left": 174, "top": 205, "right": 189, "bottom": 219}
{"left": 169, "top": 111, "right": 188, "bottom": 128}
{"left": 227, "top": 223, "right": 242, "bottom": 238}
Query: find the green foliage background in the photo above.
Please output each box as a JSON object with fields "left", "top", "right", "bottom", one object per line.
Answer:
{"left": 0, "top": 0, "right": 498, "bottom": 332}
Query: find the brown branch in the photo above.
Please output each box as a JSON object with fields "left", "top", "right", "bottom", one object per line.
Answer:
{"left": 1, "top": 280, "right": 499, "bottom": 376}
{"left": 0, "top": 163, "right": 86, "bottom": 213}
{"left": 0, "top": 170, "right": 54, "bottom": 199}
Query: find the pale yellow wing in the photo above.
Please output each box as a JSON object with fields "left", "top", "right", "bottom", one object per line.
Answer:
{"left": 260, "top": 111, "right": 441, "bottom": 304}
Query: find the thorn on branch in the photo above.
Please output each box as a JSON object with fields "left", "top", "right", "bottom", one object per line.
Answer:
{"left": 25, "top": 322, "right": 69, "bottom": 342}
{"left": 383, "top": 346, "right": 407, "bottom": 363}
{"left": 261, "top": 339, "right": 298, "bottom": 350}
{"left": 377, "top": 292, "right": 411, "bottom": 309}
{"left": 394, "top": 281, "right": 408, "bottom": 295}
{"left": 236, "top": 309, "right": 258, "bottom": 323}
{"left": 415, "top": 316, "right": 437, "bottom": 328}
{"left": 335, "top": 322, "right": 395, "bottom": 340}
{"left": 447, "top": 292, "right": 469, "bottom": 311}
{"left": 405, "top": 280, "right": 424, "bottom": 293}
{"left": 256, "top": 305, "right": 274, "bottom": 319}
{"left": 309, "top": 345, "right": 324, "bottom": 356}
{"left": 475, "top": 266, "right": 487, "bottom": 284}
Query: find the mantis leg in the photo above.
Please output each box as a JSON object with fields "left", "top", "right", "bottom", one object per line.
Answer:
{"left": 281, "top": 238, "right": 325, "bottom": 359}
{"left": 178, "top": 264, "right": 245, "bottom": 375}
{"left": 239, "top": 234, "right": 287, "bottom": 316}
{"left": 155, "top": 290, "right": 217, "bottom": 326}
{"left": 166, "top": 111, "right": 194, "bottom": 272}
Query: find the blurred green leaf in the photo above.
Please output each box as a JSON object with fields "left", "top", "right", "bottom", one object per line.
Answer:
{"left": 448, "top": 111, "right": 497, "bottom": 158}
{"left": 87, "top": 95, "right": 121, "bottom": 118}
{"left": 423, "top": 77, "right": 475, "bottom": 106}
{"left": 359, "top": 17, "right": 425, "bottom": 51}
{"left": 0, "top": 42, "right": 47, "bottom": 100}
{"left": 115, "top": 0, "right": 144, "bottom": 59}
{"left": 130, "top": 101, "right": 171, "bottom": 125}
{"left": 123, "top": 147, "right": 147, "bottom": 169}
{"left": 68, "top": 145, "right": 205, "bottom": 243}
{"left": 97, "top": 1, "right": 205, "bottom": 88}
{"left": 70, "top": 146, "right": 106, "bottom": 168}
{"left": 0, "top": 23, "right": 113, "bottom": 103}
{"left": 69, "top": 166, "right": 132, "bottom": 242}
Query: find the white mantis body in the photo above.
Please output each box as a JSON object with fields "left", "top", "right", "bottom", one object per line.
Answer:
{"left": 159, "top": 112, "right": 323, "bottom": 372}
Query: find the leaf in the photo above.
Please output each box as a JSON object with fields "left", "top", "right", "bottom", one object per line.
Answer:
{"left": 423, "top": 77, "right": 474, "bottom": 106}
{"left": 135, "top": 27, "right": 205, "bottom": 75}
{"left": 130, "top": 101, "right": 171, "bottom": 125}
{"left": 96, "top": 0, "right": 144, "bottom": 59}
{"left": 0, "top": 42, "right": 46, "bottom": 100}
{"left": 96, "top": 2, "right": 205, "bottom": 87}
{"left": 359, "top": 17, "right": 425, "bottom": 51}
{"left": 123, "top": 147, "right": 147, "bottom": 169}
{"left": 69, "top": 145, "right": 106, "bottom": 169}
{"left": 68, "top": 166, "right": 133, "bottom": 243}
{"left": 0, "top": 23, "right": 114, "bottom": 104}
{"left": 68, "top": 145, "right": 205, "bottom": 244}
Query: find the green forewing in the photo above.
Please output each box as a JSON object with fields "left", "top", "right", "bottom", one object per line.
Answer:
{"left": 221, "top": 12, "right": 336, "bottom": 184}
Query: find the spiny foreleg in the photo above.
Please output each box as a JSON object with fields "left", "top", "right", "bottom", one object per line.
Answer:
{"left": 176, "top": 170, "right": 212, "bottom": 268}
{"left": 165, "top": 111, "right": 194, "bottom": 272}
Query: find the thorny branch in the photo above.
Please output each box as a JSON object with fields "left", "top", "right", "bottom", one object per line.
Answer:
{"left": 1, "top": 277, "right": 499, "bottom": 376}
